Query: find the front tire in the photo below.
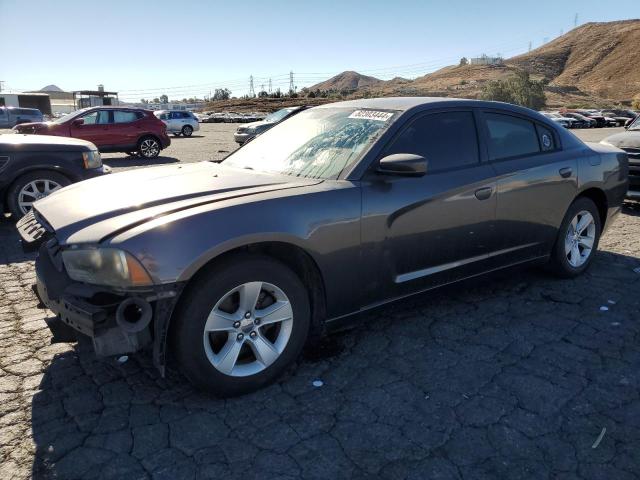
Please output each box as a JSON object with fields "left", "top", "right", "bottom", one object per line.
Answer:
{"left": 138, "top": 136, "right": 161, "bottom": 159}
{"left": 549, "top": 197, "right": 601, "bottom": 278}
{"left": 181, "top": 125, "right": 193, "bottom": 137}
{"left": 172, "top": 254, "right": 310, "bottom": 396}
{"left": 7, "top": 170, "right": 70, "bottom": 218}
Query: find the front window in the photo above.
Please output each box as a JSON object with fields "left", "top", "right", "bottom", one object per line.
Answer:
{"left": 629, "top": 116, "right": 640, "bottom": 130}
{"left": 53, "top": 108, "right": 91, "bottom": 124}
{"left": 223, "top": 107, "right": 397, "bottom": 179}
{"left": 264, "top": 108, "right": 296, "bottom": 123}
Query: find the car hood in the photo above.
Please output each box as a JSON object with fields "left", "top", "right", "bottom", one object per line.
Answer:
{"left": 34, "top": 161, "right": 319, "bottom": 245}
{"left": 242, "top": 120, "right": 272, "bottom": 130}
{"left": 14, "top": 121, "right": 54, "bottom": 132}
{"left": 603, "top": 131, "right": 640, "bottom": 149}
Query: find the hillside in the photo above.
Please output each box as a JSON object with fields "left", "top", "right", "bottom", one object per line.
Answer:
{"left": 307, "top": 20, "right": 640, "bottom": 107}
{"left": 309, "top": 71, "right": 383, "bottom": 91}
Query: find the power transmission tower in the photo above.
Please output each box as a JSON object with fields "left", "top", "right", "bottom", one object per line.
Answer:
{"left": 261, "top": 83, "right": 265, "bottom": 93}
{"left": 268, "top": 78, "right": 272, "bottom": 93}
{"left": 528, "top": 41, "right": 532, "bottom": 52}
{"left": 289, "top": 71, "right": 294, "bottom": 93}
{"left": 249, "top": 75, "right": 255, "bottom": 97}
{"left": 574, "top": 13, "right": 578, "bottom": 27}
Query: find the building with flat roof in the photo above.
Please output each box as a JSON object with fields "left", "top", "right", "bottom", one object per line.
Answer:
{"left": 0, "top": 92, "right": 51, "bottom": 114}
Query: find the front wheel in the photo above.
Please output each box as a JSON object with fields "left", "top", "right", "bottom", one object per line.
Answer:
{"left": 138, "top": 137, "right": 161, "bottom": 158}
{"left": 181, "top": 125, "right": 193, "bottom": 137}
{"left": 172, "top": 254, "right": 310, "bottom": 396}
{"left": 548, "top": 197, "right": 601, "bottom": 278}
{"left": 7, "top": 170, "right": 70, "bottom": 218}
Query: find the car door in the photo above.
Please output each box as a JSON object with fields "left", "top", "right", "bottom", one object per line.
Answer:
{"left": 110, "top": 110, "right": 143, "bottom": 149}
{"left": 478, "top": 110, "right": 578, "bottom": 265}
{"left": 69, "top": 109, "right": 112, "bottom": 147}
{"left": 360, "top": 109, "right": 498, "bottom": 304}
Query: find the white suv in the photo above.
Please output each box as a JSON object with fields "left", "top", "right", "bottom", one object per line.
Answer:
{"left": 154, "top": 110, "right": 200, "bottom": 137}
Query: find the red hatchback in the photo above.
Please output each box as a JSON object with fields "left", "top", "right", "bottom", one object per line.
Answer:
{"left": 14, "top": 107, "right": 171, "bottom": 159}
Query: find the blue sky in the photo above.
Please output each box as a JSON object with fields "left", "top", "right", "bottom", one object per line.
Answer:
{"left": 1, "top": 0, "right": 637, "bottom": 100}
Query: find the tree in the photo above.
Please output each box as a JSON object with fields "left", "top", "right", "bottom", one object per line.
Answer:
{"left": 140, "top": 98, "right": 148, "bottom": 104}
{"left": 152, "top": 97, "right": 160, "bottom": 103}
{"left": 459, "top": 57, "right": 469, "bottom": 66}
{"left": 480, "top": 70, "right": 546, "bottom": 110}
{"left": 633, "top": 94, "right": 640, "bottom": 110}
{"left": 159, "top": 94, "right": 169, "bottom": 104}
{"left": 212, "top": 88, "right": 231, "bottom": 100}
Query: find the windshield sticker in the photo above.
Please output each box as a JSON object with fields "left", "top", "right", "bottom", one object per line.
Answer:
{"left": 348, "top": 110, "right": 394, "bottom": 122}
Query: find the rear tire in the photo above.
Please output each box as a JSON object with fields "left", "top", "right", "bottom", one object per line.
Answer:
{"left": 181, "top": 125, "right": 193, "bottom": 137}
{"left": 548, "top": 197, "right": 601, "bottom": 278}
{"left": 138, "top": 136, "right": 161, "bottom": 159}
{"left": 7, "top": 170, "right": 70, "bottom": 218}
{"left": 172, "top": 254, "right": 310, "bottom": 396}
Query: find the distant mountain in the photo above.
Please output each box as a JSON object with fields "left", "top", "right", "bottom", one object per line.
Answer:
{"left": 309, "top": 71, "right": 383, "bottom": 92}
{"left": 306, "top": 20, "right": 640, "bottom": 107}
{"left": 40, "top": 84, "right": 65, "bottom": 92}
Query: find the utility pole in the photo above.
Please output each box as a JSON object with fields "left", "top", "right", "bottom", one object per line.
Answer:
{"left": 0, "top": 81, "right": 4, "bottom": 92}
{"left": 574, "top": 13, "right": 578, "bottom": 27}
{"left": 528, "top": 41, "right": 532, "bottom": 52}
{"left": 289, "top": 71, "right": 294, "bottom": 94}
{"left": 268, "top": 78, "right": 272, "bottom": 94}
{"left": 249, "top": 75, "right": 255, "bottom": 97}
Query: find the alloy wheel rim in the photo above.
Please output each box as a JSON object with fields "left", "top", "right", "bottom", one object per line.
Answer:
{"left": 203, "top": 281, "right": 293, "bottom": 377}
{"left": 184, "top": 126, "right": 192, "bottom": 135}
{"left": 565, "top": 210, "right": 596, "bottom": 268}
{"left": 18, "top": 179, "right": 62, "bottom": 215}
{"left": 140, "top": 139, "right": 159, "bottom": 157}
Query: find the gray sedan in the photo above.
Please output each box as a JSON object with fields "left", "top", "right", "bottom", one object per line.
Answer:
{"left": 233, "top": 106, "right": 306, "bottom": 144}
{"left": 22, "top": 98, "right": 628, "bottom": 396}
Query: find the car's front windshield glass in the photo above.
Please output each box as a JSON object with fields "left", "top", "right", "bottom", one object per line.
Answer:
{"left": 264, "top": 108, "right": 295, "bottom": 123}
{"left": 53, "top": 108, "right": 90, "bottom": 124}
{"left": 629, "top": 116, "right": 640, "bottom": 130}
{"left": 223, "top": 107, "right": 397, "bottom": 179}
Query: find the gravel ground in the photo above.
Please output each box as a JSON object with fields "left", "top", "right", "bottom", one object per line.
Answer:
{"left": 1, "top": 124, "right": 639, "bottom": 479}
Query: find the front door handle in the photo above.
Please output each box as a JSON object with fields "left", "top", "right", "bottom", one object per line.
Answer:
{"left": 559, "top": 167, "right": 573, "bottom": 178}
{"left": 474, "top": 187, "right": 493, "bottom": 201}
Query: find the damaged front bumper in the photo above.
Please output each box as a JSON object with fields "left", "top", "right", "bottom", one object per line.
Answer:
{"left": 19, "top": 212, "right": 183, "bottom": 374}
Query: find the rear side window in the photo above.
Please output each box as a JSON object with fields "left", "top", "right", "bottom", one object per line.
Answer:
{"left": 484, "top": 113, "right": 540, "bottom": 160}
{"left": 384, "top": 111, "right": 479, "bottom": 172}
{"left": 113, "top": 111, "right": 138, "bottom": 123}
{"left": 536, "top": 124, "right": 555, "bottom": 151}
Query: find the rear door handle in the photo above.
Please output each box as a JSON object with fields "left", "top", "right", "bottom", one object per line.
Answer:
{"left": 474, "top": 187, "right": 493, "bottom": 200}
{"left": 559, "top": 167, "right": 573, "bottom": 178}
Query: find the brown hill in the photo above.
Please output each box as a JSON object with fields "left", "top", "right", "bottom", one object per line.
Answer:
{"left": 310, "top": 71, "right": 383, "bottom": 91}
{"left": 308, "top": 20, "right": 640, "bottom": 107}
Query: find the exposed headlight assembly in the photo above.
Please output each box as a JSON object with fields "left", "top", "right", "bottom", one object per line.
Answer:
{"left": 62, "top": 248, "right": 152, "bottom": 287}
{"left": 82, "top": 149, "right": 102, "bottom": 169}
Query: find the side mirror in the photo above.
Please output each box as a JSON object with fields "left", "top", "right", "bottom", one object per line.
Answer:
{"left": 72, "top": 118, "right": 84, "bottom": 127}
{"left": 377, "top": 153, "right": 427, "bottom": 176}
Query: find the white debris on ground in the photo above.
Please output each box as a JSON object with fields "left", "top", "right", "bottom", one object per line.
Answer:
{"left": 312, "top": 380, "right": 324, "bottom": 387}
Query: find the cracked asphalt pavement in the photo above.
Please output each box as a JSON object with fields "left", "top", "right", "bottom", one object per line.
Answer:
{"left": 1, "top": 125, "right": 639, "bottom": 479}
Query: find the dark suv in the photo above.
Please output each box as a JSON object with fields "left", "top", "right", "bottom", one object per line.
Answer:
{"left": 1, "top": 134, "right": 110, "bottom": 217}
{"left": 13, "top": 107, "right": 171, "bottom": 158}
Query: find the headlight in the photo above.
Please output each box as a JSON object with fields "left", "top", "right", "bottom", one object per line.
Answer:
{"left": 82, "top": 149, "right": 102, "bottom": 169}
{"left": 62, "top": 248, "right": 152, "bottom": 287}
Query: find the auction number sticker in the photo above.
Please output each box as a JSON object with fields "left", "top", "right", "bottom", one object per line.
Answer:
{"left": 348, "top": 110, "right": 394, "bottom": 122}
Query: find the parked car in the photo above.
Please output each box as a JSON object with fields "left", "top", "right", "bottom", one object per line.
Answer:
{"left": 1, "top": 134, "right": 110, "bottom": 218}
{"left": 601, "top": 111, "right": 634, "bottom": 127}
{"left": 22, "top": 98, "right": 627, "bottom": 396}
{"left": 562, "top": 112, "right": 596, "bottom": 128}
{"left": 541, "top": 112, "right": 575, "bottom": 128}
{"left": 571, "top": 109, "right": 607, "bottom": 128}
{"left": 0, "top": 107, "right": 43, "bottom": 128}
{"left": 234, "top": 106, "right": 307, "bottom": 144}
{"left": 154, "top": 110, "right": 200, "bottom": 137}
{"left": 13, "top": 107, "right": 171, "bottom": 159}
{"left": 601, "top": 115, "right": 640, "bottom": 199}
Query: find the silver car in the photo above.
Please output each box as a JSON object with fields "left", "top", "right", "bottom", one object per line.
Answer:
{"left": 154, "top": 110, "right": 200, "bottom": 137}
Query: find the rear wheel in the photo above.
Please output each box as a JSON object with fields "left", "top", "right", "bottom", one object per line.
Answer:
{"left": 138, "top": 136, "right": 161, "bottom": 159}
{"left": 181, "top": 125, "right": 193, "bottom": 137}
{"left": 172, "top": 254, "right": 310, "bottom": 396}
{"left": 548, "top": 197, "right": 601, "bottom": 278}
{"left": 7, "top": 170, "right": 70, "bottom": 218}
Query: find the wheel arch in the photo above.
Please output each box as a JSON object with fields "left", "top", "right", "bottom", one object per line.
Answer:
{"left": 576, "top": 187, "right": 608, "bottom": 230}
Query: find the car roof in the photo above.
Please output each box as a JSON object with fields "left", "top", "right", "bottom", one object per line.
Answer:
{"left": 315, "top": 96, "right": 541, "bottom": 116}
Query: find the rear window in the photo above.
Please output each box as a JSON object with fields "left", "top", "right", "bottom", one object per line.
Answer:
{"left": 113, "top": 111, "right": 139, "bottom": 123}
{"left": 484, "top": 113, "right": 540, "bottom": 161}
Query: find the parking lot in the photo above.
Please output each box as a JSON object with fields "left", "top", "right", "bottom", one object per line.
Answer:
{"left": 1, "top": 124, "right": 639, "bottom": 479}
